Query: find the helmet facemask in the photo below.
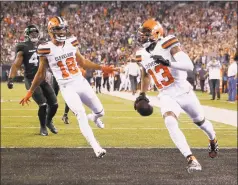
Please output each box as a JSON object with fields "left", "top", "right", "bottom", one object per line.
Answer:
{"left": 50, "top": 25, "right": 68, "bottom": 42}
{"left": 25, "top": 26, "right": 40, "bottom": 43}
{"left": 137, "top": 27, "right": 154, "bottom": 48}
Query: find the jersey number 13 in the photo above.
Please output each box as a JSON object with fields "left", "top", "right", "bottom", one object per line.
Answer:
{"left": 148, "top": 65, "right": 174, "bottom": 89}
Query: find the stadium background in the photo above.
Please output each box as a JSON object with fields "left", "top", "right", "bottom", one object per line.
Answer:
{"left": 1, "top": 1, "right": 237, "bottom": 185}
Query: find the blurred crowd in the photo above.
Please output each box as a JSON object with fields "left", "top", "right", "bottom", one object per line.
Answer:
{"left": 1, "top": 1, "right": 237, "bottom": 65}
{"left": 1, "top": 1, "right": 237, "bottom": 99}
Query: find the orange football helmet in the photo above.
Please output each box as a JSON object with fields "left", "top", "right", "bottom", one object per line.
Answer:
{"left": 138, "top": 19, "right": 164, "bottom": 48}
{"left": 48, "top": 16, "right": 68, "bottom": 42}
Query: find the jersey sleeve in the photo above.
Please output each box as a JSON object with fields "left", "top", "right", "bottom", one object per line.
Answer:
{"left": 15, "top": 43, "right": 26, "bottom": 54}
{"left": 161, "top": 35, "right": 180, "bottom": 49}
{"left": 68, "top": 36, "right": 79, "bottom": 47}
{"left": 37, "top": 44, "right": 51, "bottom": 57}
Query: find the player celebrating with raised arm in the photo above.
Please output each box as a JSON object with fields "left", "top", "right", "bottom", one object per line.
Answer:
{"left": 8, "top": 25, "right": 58, "bottom": 136}
{"left": 20, "top": 16, "right": 115, "bottom": 158}
{"left": 134, "top": 19, "right": 218, "bottom": 173}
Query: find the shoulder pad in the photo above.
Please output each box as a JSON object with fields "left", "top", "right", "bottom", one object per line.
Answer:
{"left": 68, "top": 36, "right": 79, "bottom": 47}
{"left": 15, "top": 42, "right": 27, "bottom": 53}
{"left": 162, "top": 35, "right": 180, "bottom": 49}
{"left": 37, "top": 43, "right": 51, "bottom": 55}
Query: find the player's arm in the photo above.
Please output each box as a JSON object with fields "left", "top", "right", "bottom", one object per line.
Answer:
{"left": 169, "top": 46, "right": 194, "bottom": 71}
{"left": 141, "top": 67, "right": 150, "bottom": 93}
{"left": 19, "top": 56, "right": 48, "bottom": 105}
{"left": 134, "top": 64, "right": 150, "bottom": 110}
{"left": 7, "top": 51, "right": 24, "bottom": 89}
{"left": 75, "top": 49, "right": 114, "bottom": 73}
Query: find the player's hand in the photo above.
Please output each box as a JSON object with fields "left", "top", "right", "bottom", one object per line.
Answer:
{"left": 134, "top": 92, "right": 149, "bottom": 110}
{"left": 19, "top": 91, "right": 33, "bottom": 106}
{"left": 151, "top": 55, "right": 170, "bottom": 66}
{"left": 101, "top": 66, "right": 114, "bottom": 73}
{"left": 7, "top": 78, "right": 14, "bottom": 89}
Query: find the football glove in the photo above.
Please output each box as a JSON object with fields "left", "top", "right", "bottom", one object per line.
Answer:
{"left": 134, "top": 92, "right": 149, "bottom": 110}
{"left": 19, "top": 90, "right": 33, "bottom": 106}
{"left": 7, "top": 78, "right": 13, "bottom": 89}
{"left": 151, "top": 55, "right": 171, "bottom": 66}
{"left": 101, "top": 66, "right": 114, "bottom": 73}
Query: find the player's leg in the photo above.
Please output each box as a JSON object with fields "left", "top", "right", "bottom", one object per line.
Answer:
{"left": 60, "top": 84, "right": 106, "bottom": 157}
{"left": 80, "top": 79, "right": 105, "bottom": 129}
{"left": 159, "top": 95, "right": 201, "bottom": 173}
{"left": 25, "top": 78, "right": 48, "bottom": 136}
{"left": 178, "top": 90, "right": 218, "bottom": 158}
{"left": 40, "top": 81, "right": 58, "bottom": 134}
{"left": 98, "top": 77, "right": 102, "bottom": 93}
{"left": 62, "top": 103, "right": 70, "bottom": 124}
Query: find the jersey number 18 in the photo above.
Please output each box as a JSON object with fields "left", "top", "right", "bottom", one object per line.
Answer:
{"left": 57, "top": 57, "right": 79, "bottom": 78}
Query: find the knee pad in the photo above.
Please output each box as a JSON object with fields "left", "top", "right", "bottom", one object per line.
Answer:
{"left": 94, "top": 109, "right": 105, "bottom": 117}
{"left": 194, "top": 117, "right": 205, "bottom": 126}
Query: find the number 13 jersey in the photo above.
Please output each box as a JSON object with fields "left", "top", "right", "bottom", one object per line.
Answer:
{"left": 136, "top": 35, "right": 192, "bottom": 97}
{"left": 37, "top": 36, "right": 83, "bottom": 85}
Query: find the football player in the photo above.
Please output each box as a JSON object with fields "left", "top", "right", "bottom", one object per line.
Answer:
{"left": 134, "top": 19, "right": 218, "bottom": 173}
{"left": 20, "top": 16, "right": 115, "bottom": 158}
{"left": 8, "top": 25, "right": 58, "bottom": 136}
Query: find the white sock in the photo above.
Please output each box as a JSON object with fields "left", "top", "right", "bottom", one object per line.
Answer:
{"left": 165, "top": 116, "right": 192, "bottom": 158}
{"left": 76, "top": 112, "right": 101, "bottom": 151}
{"left": 199, "top": 119, "right": 216, "bottom": 140}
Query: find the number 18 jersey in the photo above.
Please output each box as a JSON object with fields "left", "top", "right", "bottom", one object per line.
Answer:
{"left": 136, "top": 35, "right": 192, "bottom": 97}
{"left": 37, "top": 37, "right": 82, "bottom": 85}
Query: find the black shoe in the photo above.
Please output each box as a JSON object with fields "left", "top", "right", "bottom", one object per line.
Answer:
{"left": 62, "top": 115, "right": 70, "bottom": 124}
{"left": 210, "top": 98, "right": 215, "bottom": 100}
{"left": 217, "top": 98, "right": 220, "bottom": 100}
{"left": 208, "top": 139, "right": 219, "bottom": 158}
{"left": 46, "top": 122, "right": 58, "bottom": 134}
{"left": 40, "top": 126, "right": 48, "bottom": 136}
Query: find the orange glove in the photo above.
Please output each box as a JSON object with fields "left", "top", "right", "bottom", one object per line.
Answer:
{"left": 19, "top": 90, "right": 33, "bottom": 106}
{"left": 101, "top": 66, "right": 114, "bottom": 73}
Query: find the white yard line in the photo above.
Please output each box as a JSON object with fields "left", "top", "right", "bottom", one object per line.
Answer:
{"left": 0, "top": 146, "right": 236, "bottom": 149}
{"left": 103, "top": 91, "right": 237, "bottom": 127}
{"left": 1, "top": 126, "right": 236, "bottom": 130}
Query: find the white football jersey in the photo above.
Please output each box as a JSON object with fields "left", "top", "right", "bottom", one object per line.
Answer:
{"left": 37, "top": 37, "right": 82, "bottom": 85}
{"left": 136, "top": 35, "right": 192, "bottom": 97}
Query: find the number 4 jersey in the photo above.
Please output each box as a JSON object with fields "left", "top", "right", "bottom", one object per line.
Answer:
{"left": 136, "top": 35, "right": 192, "bottom": 97}
{"left": 15, "top": 41, "right": 38, "bottom": 79}
{"left": 37, "top": 36, "right": 82, "bottom": 85}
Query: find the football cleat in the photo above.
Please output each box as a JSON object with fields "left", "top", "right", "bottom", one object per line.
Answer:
{"left": 62, "top": 115, "right": 70, "bottom": 124}
{"left": 186, "top": 155, "right": 202, "bottom": 173}
{"left": 208, "top": 139, "right": 219, "bottom": 158}
{"left": 87, "top": 114, "right": 104, "bottom": 129}
{"left": 95, "top": 148, "right": 106, "bottom": 158}
{"left": 40, "top": 126, "right": 48, "bottom": 136}
{"left": 46, "top": 122, "right": 58, "bottom": 134}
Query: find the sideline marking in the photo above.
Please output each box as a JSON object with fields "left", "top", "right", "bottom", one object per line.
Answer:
{"left": 1, "top": 126, "right": 236, "bottom": 130}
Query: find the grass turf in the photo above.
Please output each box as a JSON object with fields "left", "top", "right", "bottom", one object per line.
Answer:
{"left": 1, "top": 83, "right": 237, "bottom": 148}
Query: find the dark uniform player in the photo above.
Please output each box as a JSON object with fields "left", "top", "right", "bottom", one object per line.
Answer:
{"left": 7, "top": 25, "right": 58, "bottom": 136}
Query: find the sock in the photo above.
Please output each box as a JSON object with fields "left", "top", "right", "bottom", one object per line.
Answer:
{"left": 198, "top": 119, "right": 216, "bottom": 140}
{"left": 76, "top": 111, "right": 101, "bottom": 151}
{"left": 165, "top": 116, "right": 192, "bottom": 158}
{"left": 46, "top": 103, "right": 58, "bottom": 125}
{"left": 38, "top": 104, "right": 47, "bottom": 127}
{"left": 64, "top": 103, "right": 70, "bottom": 115}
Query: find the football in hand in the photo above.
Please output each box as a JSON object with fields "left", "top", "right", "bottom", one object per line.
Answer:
{"left": 135, "top": 100, "right": 153, "bottom": 116}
